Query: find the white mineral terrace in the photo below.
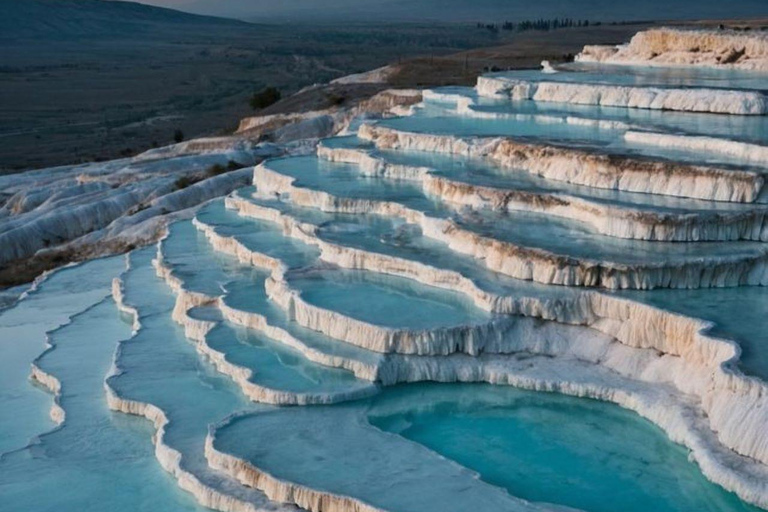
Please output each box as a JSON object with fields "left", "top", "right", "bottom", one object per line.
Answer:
{"left": 317, "top": 139, "right": 768, "bottom": 242}
{"left": 577, "top": 27, "right": 768, "bottom": 71}
{"left": 2, "top": 27, "right": 768, "bottom": 512}
{"left": 358, "top": 123, "right": 766, "bottom": 203}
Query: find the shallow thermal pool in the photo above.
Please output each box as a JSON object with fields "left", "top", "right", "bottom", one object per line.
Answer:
{"left": 422, "top": 85, "right": 768, "bottom": 144}
{"left": 377, "top": 114, "right": 767, "bottom": 171}
{"left": 374, "top": 144, "right": 768, "bottom": 212}
{"left": 213, "top": 383, "right": 760, "bottom": 512}
{"left": 489, "top": 62, "right": 768, "bottom": 91}
{"left": 289, "top": 268, "right": 492, "bottom": 330}
{"left": 265, "top": 155, "right": 442, "bottom": 213}
{"left": 615, "top": 286, "right": 768, "bottom": 380}
{"left": 2, "top": 26, "right": 768, "bottom": 512}
{"left": 259, "top": 152, "right": 768, "bottom": 270}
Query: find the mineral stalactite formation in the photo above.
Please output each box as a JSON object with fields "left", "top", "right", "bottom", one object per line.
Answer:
{"left": 1, "top": 27, "right": 768, "bottom": 512}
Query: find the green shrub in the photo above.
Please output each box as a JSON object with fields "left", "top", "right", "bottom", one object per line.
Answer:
{"left": 206, "top": 163, "right": 227, "bottom": 177}
{"left": 326, "top": 93, "right": 345, "bottom": 107}
{"left": 205, "top": 160, "right": 244, "bottom": 178}
{"left": 174, "top": 175, "right": 195, "bottom": 190}
{"left": 250, "top": 87, "right": 281, "bottom": 110}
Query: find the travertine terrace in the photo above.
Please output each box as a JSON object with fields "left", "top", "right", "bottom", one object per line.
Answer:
{"left": 1, "top": 27, "right": 767, "bottom": 512}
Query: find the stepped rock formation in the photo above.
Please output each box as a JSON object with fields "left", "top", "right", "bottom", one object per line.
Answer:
{"left": 578, "top": 27, "right": 768, "bottom": 71}
{"left": 2, "top": 27, "right": 768, "bottom": 512}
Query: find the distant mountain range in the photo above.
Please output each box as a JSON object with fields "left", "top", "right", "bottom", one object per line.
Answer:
{"left": 0, "top": 0, "right": 250, "bottom": 41}
{"left": 172, "top": 0, "right": 768, "bottom": 23}
{"left": 3, "top": 0, "right": 765, "bottom": 37}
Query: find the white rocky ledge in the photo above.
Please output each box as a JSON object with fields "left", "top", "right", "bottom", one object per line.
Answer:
{"left": 476, "top": 75, "right": 768, "bottom": 115}
{"left": 216, "top": 194, "right": 768, "bottom": 476}
{"left": 318, "top": 141, "right": 768, "bottom": 242}
{"left": 359, "top": 123, "right": 765, "bottom": 203}
{"left": 577, "top": 28, "right": 768, "bottom": 71}
{"left": 252, "top": 160, "right": 768, "bottom": 290}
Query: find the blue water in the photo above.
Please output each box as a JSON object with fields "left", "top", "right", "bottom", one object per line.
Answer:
{"left": 163, "top": 209, "right": 384, "bottom": 385}
{"left": 373, "top": 145, "right": 768, "bottom": 213}
{"left": 368, "top": 384, "right": 760, "bottom": 512}
{"left": 157, "top": 210, "right": 374, "bottom": 399}
{"left": 424, "top": 85, "right": 768, "bottom": 144}
{"left": 312, "top": 203, "right": 582, "bottom": 302}
{"left": 265, "top": 155, "right": 445, "bottom": 214}
{"left": 212, "top": 383, "right": 759, "bottom": 512}
{"left": 172, "top": 205, "right": 386, "bottom": 370}
{"left": 198, "top": 199, "right": 320, "bottom": 269}
{"left": 381, "top": 110, "right": 620, "bottom": 140}
{"left": 0, "top": 295, "right": 202, "bottom": 512}
{"left": 159, "top": 219, "right": 239, "bottom": 298}
{"left": 105, "top": 247, "right": 293, "bottom": 511}
{"left": 212, "top": 400, "right": 530, "bottom": 512}
{"left": 378, "top": 114, "right": 766, "bottom": 171}
{"left": 490, "top": 63, "right": 768, "bottom": 91}
{"left": 261, "top": 155, "right": 768, "bottom": 267}
{"left": 223, "top": 274, "right": 386, "bottom": 370}
{"left": 290, "top": 268, "right": 492, "bottom": 329}
{"left": 214, "top": 193, "right": 583, "bottom": 328}
{"left": 2, "top": 38, "right": 767, "bottom": 512}
{"left": 455, "top": 207, "right": 765, "bottom": 265}
{"left": 201, "top": 315, "right": 369, "bottom": 396}
{"left": 324, "top": 135, "right": 768, "bottom": 226}
{"left": 614, "top": 287, "right": 768, "bottom": 381}
{"left": 0, "top": 256, "right": 125, "bottom": 455}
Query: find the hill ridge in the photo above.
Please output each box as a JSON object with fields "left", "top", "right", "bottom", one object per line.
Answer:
{"left": 0, "top": 0, "right": 252, "bottom": 41}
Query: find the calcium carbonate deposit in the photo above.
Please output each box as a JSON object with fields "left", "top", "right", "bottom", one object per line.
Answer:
{"left": 1, "top": 28, "right": 767, "bottom": 512}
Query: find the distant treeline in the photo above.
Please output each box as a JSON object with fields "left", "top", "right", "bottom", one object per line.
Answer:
{"left": 476, "top": 19, "right": 642, "bottom": 33}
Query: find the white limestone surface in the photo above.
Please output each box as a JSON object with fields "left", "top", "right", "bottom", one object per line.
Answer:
{"left": 577, "top": 28, "right": 768, "bottom": 71}
{"left": 359, "top": 123, "right": 765, "bottom": 203}
{"left": 251, "top": 159, "right": 768, "bottom": 290}
{"left": 317, "top": 142, "right": 768, "bottom": 242}
{"left": 476, "top": 75, "right": 768, "bottom": 115}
